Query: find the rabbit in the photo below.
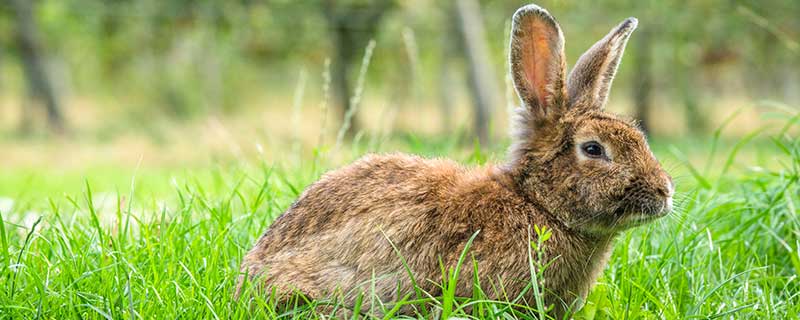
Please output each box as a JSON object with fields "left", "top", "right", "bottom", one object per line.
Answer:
{"left": 236, "top": 3, "right": 674, "bottom": 318}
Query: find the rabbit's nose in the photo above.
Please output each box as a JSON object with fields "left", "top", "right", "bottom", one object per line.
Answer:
{"left": 652, "top": 172, "right": 675, "bottom": 198}
{"left": 655, "top": 173, "right": 674, "bottom": 197}
{"left": 655, "top": 184, "right": 670, "bottom": 197}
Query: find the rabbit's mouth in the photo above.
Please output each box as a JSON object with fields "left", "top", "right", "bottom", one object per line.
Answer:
{"left": 626, "top": 211, "right": 668, "bottom": 224}
{"left": 613, "top": 197, "right": 671, "bottom": 224}
{"left": 615, "top": 203, "right": 668, "bottom": 215}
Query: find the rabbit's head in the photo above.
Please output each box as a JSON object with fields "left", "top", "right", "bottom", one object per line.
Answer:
{"left": 506, "top": 5, "right": 673, "bottom": 235}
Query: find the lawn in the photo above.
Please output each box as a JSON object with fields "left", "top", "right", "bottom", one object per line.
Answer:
{"left": 0, "top": 119, "right": 798, "bottom": 319}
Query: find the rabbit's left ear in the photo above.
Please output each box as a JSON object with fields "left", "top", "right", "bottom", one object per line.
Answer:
{"left": 567, "top": 18, "right": 637, "bottom": 111}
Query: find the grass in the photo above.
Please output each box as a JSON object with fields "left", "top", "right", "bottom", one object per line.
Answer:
{"left": 0, "top": 117, "right": 798, "bottom": 319}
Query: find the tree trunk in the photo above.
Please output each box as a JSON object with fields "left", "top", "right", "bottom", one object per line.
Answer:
{"left": 329, "top": 24, "right": 354, "bottom": 138}
{"left": 632, "top": 28, "right": 653, "bottom": 135}
{"left": 11, "top": 0, "right": 65, "bottom": 134}
{"left": 454, "top": 0, "right": 498, "bottom": 146}
{"left": 437, "top": 6, "right": 460, "bottom": 134}
{"left": 322, "top": 0, "right": 393, "bottom": 140}
{"left": 437, "top": 40, "right": 457, "bottom": 133}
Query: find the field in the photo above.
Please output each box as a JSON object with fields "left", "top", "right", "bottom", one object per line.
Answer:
{"left": 1, "top": 0, "right": 799, "bottom": 317}
{"left": 0, "top": 108, "right": 798, "bottom": 319}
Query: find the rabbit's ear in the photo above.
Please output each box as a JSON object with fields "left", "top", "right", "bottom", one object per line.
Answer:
{"left": 567, "top": 18, "right": 637, "bottom": 111}
{"left": 509, "top": 5, "right": 567, "bottom": 117}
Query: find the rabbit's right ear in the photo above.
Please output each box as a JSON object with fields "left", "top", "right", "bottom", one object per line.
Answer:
{"left": 567, "top": 18, "right": 637, "bottom": 111}
{"left": 509, "top": 5, "right": 567, "bottom": 118}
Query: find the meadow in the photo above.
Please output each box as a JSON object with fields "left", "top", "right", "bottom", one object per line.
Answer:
{"left": 0, "top": 108, "right": 798, "bottom": 319}
{"left": 1, "top": 0, "right": 800, "bottom": 318}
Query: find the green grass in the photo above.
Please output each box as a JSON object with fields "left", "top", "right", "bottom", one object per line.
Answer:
{"left": 0, "top": 125, "right": 798, "bottom": 319}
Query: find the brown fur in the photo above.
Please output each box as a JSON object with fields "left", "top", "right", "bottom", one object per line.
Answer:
{"left": 237, "top": 3, "right": 673, "bottom": 318}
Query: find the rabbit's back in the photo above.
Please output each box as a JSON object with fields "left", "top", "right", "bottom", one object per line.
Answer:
{"left": 238, "top": 153, "right": 534, "bottom": 302}
{"left": 255, "top": 153, "right": 463, "bottom": 251}
{"left": 240, "top": 154, "right": 465, "bottom": 298}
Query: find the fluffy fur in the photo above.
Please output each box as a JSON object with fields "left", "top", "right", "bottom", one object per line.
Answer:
{"left": 237, "top": 3, "right": 673, "bottom": 317}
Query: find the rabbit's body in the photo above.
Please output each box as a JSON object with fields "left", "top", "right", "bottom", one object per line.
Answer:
{"left": 239, "top": 3, "right": 674, "bottom": 317}
{"left": 240, "top": 153, "right": 613, "bottom": 309}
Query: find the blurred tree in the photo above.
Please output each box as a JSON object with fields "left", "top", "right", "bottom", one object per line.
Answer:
{"left": 631, "top": 27, "right": 653, "bottom": 134}
{"left": 437, "top": 32, "right": 457, "bottom": 134}
{"left": 323, "top": 0, "right": 395, "bottom": 139}
{"left": 11, "top": 0, "right": 65, "bottom": 134}
{"left": 454, "top": 0, "right": 498, "bottom": 145}
{"left": 437, "top": 0, "right": 499, "bottom": 145}
{"left": 0, "top": 38, "right": 3, "bottom": 92}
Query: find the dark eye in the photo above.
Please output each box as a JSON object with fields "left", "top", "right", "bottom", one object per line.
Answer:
{"left": 581, "top": 141, "right": 606, "bottom": 158}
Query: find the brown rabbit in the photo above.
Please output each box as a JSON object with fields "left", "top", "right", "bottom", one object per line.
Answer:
{"left": 237, "top": 3, "right": 673, "bottom": 317}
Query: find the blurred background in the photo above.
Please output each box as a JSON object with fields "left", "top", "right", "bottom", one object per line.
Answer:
{"left": 0, "top": 0, "right": 797, "bottom": 190}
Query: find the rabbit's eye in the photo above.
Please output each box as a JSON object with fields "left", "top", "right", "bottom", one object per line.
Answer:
{"left": 581, "top": 141, "right": 606, "bottom": 158}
